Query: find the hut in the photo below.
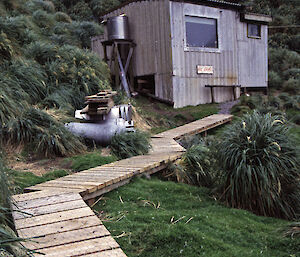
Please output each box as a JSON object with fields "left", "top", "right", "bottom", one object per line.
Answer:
{"left": 92, "top": 0, "right": 272, "bottom": 108}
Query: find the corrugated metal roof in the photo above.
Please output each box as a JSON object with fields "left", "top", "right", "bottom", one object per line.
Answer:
{"left": 99, "top": 0, "right": 244, "bottom": 17}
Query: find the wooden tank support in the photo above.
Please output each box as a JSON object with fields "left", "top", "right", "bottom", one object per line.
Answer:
{"left": 102, "top": 39, "right": 136, "bottom": 97}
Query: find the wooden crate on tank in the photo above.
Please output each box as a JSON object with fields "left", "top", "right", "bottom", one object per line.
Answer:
{"left": 81, "top": 90, "right": 117, "bottom": 116}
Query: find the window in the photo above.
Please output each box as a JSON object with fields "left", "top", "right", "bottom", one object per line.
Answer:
{"left": 247, "top": 24, "right": 261, "bottom": 38}
{"left": 185, "top": 16, "right": 218, "bottom": 48}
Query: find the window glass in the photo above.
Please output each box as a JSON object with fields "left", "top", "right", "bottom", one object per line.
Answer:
{"left": 185, "top": 16, "right": 218, "bottom": 48}
{"left": 248, "top": 24, "right": 261, "bottom": 38}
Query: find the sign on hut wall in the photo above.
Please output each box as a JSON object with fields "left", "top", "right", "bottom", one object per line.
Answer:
{"left": 196, "top": 65, "right": 213, "bottom": 74}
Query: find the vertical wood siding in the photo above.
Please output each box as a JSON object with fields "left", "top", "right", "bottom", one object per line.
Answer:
{"left": 237, "top": 23, "right": 268, "bottom": 88}
{"left": 170, "top": 2, "right": 239, "bottom": 107}
{"left": 94, "top": 1, "right": 269, "bottom": 108}
{"left": 170, "top": 1, "right": 268, "bottom": 108}
{"left": 102, "top": 0, "right": 173, "bottom": 102}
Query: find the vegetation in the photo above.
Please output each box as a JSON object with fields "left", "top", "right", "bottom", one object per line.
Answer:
{"left": 110, "top": 131, "right": 151, "bottom": 159}
{"left": 134, "top": 97, "right": 218, "bottom": 134}
{"left": 0, "top": 157, "right": 31, "bottom": 256}
{"left": 94, "top": 177, "right": 300, "bottom": 257}
{"left": 0, "top": 0, "right": 110, "bottom": 158}
{"left": 165, "top": 138, "right": 217, "bottom": 188}
{"left": 68, "top": 151, "right": 117, "bottom": 172}
{"left": 217, "top": 111, "right": 300, "bottom": 220}
{"left": 10, "top": 169, "right": 68, "bottom": 192}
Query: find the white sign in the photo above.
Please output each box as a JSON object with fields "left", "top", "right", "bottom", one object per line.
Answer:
{"left": 197, "top": 65, "right": 213, "bottom": 74}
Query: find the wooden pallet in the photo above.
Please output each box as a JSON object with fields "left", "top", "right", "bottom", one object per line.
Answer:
{"left": 11, "top": 114, "right": 232, "bottom": 256}
{"left": 83, "top": 90, "right": 117, "bottom": 115}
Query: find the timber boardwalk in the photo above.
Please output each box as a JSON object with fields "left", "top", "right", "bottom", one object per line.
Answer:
{"left": 11, "top": 114, "right": 232, "bottom": 256}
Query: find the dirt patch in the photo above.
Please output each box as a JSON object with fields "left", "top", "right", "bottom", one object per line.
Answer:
{"left": 8, "top": 157, "right": 71, "bottom": 176}
{"left": 218, "top": 100, "right": 239, "bottom": 114}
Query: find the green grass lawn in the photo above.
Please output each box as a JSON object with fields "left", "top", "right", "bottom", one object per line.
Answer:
{"left": 10, "top": 169, "right": 69, "bottom": 192}
{"left": 67, "top": 150, "right": 117, "bottom": 172}
{"left": 94, "top": 178, "right": 299, "bottom": 257}
{"left": 11, "top": 150, "right": 117, "bottom": 192}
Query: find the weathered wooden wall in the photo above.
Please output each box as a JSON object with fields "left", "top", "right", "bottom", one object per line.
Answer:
{"left": 95, "top": 0, "right": 269, "bottom": 108}
{"left": 237, "top": 23, "right": 268, "bottom": 88}
{"left": 169, "top": 1, "right": 268, "bottom": 107}
{"left": 170, "top": 2, "right": 238, "bottom": 107}
{"left": 102, "top": 0, "right": 173, "bottom": 102}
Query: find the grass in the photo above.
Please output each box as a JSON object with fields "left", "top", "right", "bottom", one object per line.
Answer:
{"left": 289, "top": 126, "right": 300, "bottom": 145}
{"left": 110, "top": 131, "right": 151, "bottom": 160}
{"left": 10, "top": 169, "right": 68, "bottom": 191}
{"left": 67, "top": 150, "right": 117, "bottom": 172}
{"left": 133, "top": 96, "right": 218, "bottom": 134}
{"left": 94, "top": 178, "right": 300, "bottom": 257}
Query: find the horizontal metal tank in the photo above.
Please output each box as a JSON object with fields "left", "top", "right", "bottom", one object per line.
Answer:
{"left": 107, "top": 15, "right": 130, "bottom": 41}
{"left": 65, "top": 105, "right": 134, "bottom": 145}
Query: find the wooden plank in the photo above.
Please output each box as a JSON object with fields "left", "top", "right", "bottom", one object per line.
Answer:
{"left": 60, "top": 174, "right": 130, "bottom": 182}
{"left": 77, "top": 170, "right": 135, "bottom": 177}
{"left": 24, "top": 225, "right": 111, "bottom": 250}
{"left": 83, "top": 248, "right": 127, "bottom": 257}
{"left": 13, "top": 199, "right": 87, "bottom": 220}
{"left": 12, "top": 191, "right": 73, "bottom": 203}
{"left": 34, "top": 236, "right": 119, "bottom": 257}
{"left": 41, "top": 180, "right": 101, "bottom": 188}
{"left": 18, "top": 215, "right": 102, "bottom": 238}
{"left": 14, "top": 207, "right": 94, "bottom": 230}
{"left": 12, "top": 193, "right": 81, "bottom": 210}
{"left": 24, "top": 186, "right": 84, "bottom": 194}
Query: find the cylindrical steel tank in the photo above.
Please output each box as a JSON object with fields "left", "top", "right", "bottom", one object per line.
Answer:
{"left": 107, "top": 15, "right": 129, "bottom": 41}
{"left": 65, "top": 105, "right": 134, "bottom": 145}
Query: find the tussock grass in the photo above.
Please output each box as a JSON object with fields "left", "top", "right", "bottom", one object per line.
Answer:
{"left": 0, "top": 156, "right": 32, "bottom": 256}
{"left": 110, "top": 131, "right": 151, "bottom": 159}
{"left": 217, "top": 111, "right": 300, "bottom": 220}
{"left": 2, "top": 108, "right": 86, "bottom": 157}
{"left": 165, "top": 143, "right": 216, "bottom": 188}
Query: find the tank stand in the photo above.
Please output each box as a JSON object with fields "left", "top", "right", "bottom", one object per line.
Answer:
{"left": 102, "top": 40, "right": 136, "bottom": 98}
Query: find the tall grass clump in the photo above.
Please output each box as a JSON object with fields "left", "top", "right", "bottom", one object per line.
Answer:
{"left": 165, "top": 136, "right": 217, "bottom": 187}
{"left": 2, "top": 108, "right": 86, "bottom": 157}
{"left": 0, "top": 156, "right": 31, "bottom": 256}
{"left": 217, "top": 111, "right": 300, "bottom": 220}
{"left": 110, "top": 130, "right": 151, "bottom": 159}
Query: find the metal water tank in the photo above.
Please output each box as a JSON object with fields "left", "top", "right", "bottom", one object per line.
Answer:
{"left": 107, "top": 15, "right": 129, "bottom": 41}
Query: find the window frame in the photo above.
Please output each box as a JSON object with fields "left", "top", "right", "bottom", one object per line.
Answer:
{"left": 247, "top": 23, "right": 261, "bottom": 39}
{"left": 184, "top": 15, "right": 220, "bottom": 53}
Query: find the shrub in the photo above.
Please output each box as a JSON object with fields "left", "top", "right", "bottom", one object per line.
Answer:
{"left": 90, "top": 0, "right": 121, "bottom": 16}
{"left": 290, "top": 114, "right": 300, "bottom": 125}
{"left": 32, "top": 9, "right": 55, "bottom": 30}
{"left": 71, "top": 21, "right": 103, "bottom": 48}
{"left": 110, "top": 130, "right": 151, "bottom": 159}
{"left": 54, "top": 11, "right": 72, "bottom": 23}
{"left": 0, "top": 84, "right": 27, "bottom": 126}
{"left": 26, "top": 0, "right": 55, "bottom": 13}
{"left": 2, "top": 107, "right": 86, "bottom": 157}
{"left": 282, "top": 68, "right": 300, "bottom": 80}
{"left": 26, "top": 41, "right": 58, "bottom": 64}
{"left": 217, "top": 111, "right": 300, "bottom": 220}
{"left": 0, "top": 32, "right": 14, "bottom": 61}
{"left": 268, "top": 71, "right": 283, "bottom": 89}
{"left": 282, "top": 78, "right": 300, "bottom": 94}
{"left": 0, "top": 15, "right": 35, "bottom": 46}
{"left": 68, "top": 1, "right": 93, "bottom": 21}
{"left": 5, "top": 58, "right": 47, "bottom": 104}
